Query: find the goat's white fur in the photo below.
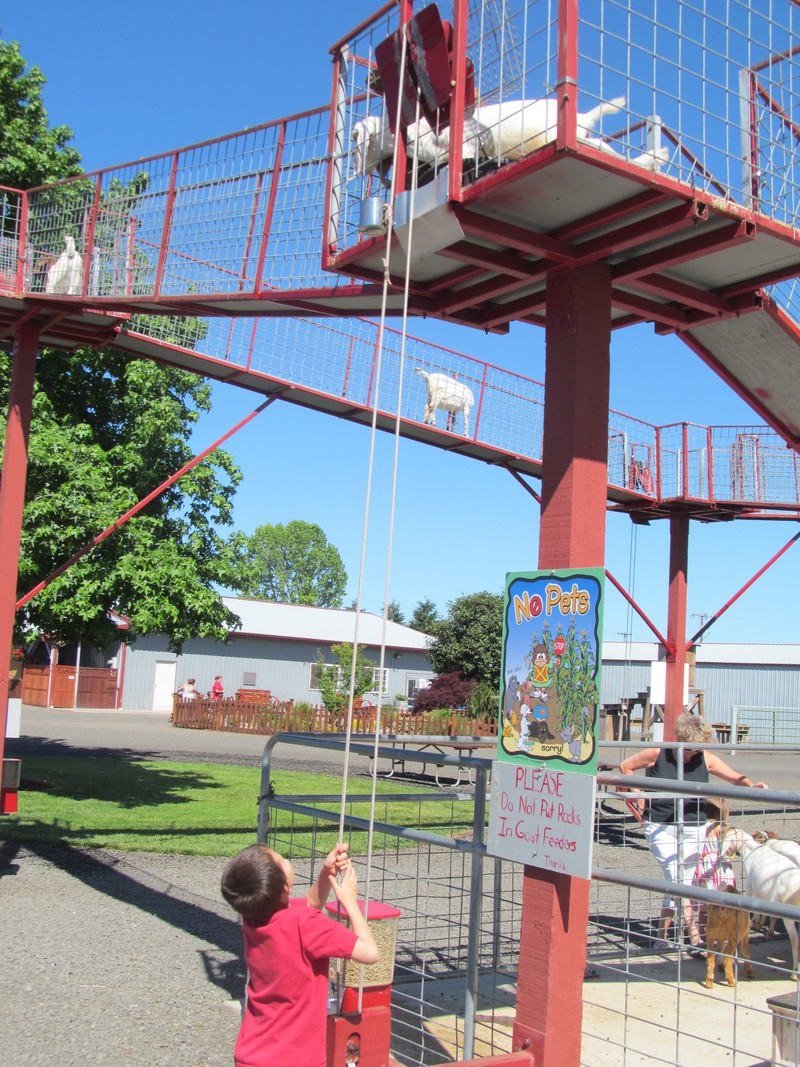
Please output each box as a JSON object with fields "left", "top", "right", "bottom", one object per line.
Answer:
{"left": 45, "top": 235, "right": 82, "bottom": 295}
{"left": 352, "top": 95, "right": 666, "bottom": 177}
{"left": 727, "top": 828, "right": 800, "bottom": 975}
{"left": 415, "top": 369, "right": 474, "bottom": 436}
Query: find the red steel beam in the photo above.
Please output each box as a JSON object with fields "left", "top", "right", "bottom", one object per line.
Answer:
{"left": 687, "top": 530, "right": 800, "bottom": 649}
{"left": 603, "top": 569, "right": 672, "bottom": 653}
{"left": 572, "top": 202, "right": 707, "bottom": 264}
{"left": 253, "top": 122, "right": 287, "bottom": 292}
{"left": 610, "top": 289, "right": 689, "bottom": 329}
{"left": 154, "top": 152, "right": 180, "bottom": 299}
{"left": 613, "top": 221, "right": 756, "bottom": 282}
{"left": 678, "top": 325, "right": 800, "bottom": 449}
{"left": 453, "top": 204, "right": 574, "bottom": 263}
{"left": 435, "top": 271, "right": 543, "bottom": 316}
{"left": 437, "top": 240, "right": 544, "bottom": 280}
{"left": 633, "top": 273, "right": 736, "bottom": 314}
{"left": 15, "top": 398, "right": 276, "bottom": 612}
{"left": 551, "top": 188, "right": 668, "bottom": 243}
{"left": 479, "top": 289, "right": 548, "bottom": 330}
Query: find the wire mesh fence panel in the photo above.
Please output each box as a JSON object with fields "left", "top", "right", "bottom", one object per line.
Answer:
{"left": 26, "top": 110, "right": 333, "bottom": 301}
{"left": 331, "top": 0, "right": 800, "bottom": 255}
{"left": 257, "top": 736, "right": 800, "bottom": 1066}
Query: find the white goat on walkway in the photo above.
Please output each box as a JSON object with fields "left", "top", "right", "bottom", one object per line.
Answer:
{"left": 45, "top": 235, "right": 82, "bottom": 295}
{"left": 415, "top": 368, "right": 474, "bottom": 437}
{"left": 352, "top": 95, "right": 667, "bottom": 177}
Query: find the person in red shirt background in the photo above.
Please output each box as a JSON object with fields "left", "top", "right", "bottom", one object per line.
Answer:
{"left": 211, "top": 675, "right": 224, "bottom": 699}
{"left": 221, "top": 842, "right": 379, "bottom": 1067}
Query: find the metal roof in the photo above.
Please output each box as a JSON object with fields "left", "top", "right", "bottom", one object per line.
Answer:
{"left": 221, "top": 596, "right": 433, "bottom": 651}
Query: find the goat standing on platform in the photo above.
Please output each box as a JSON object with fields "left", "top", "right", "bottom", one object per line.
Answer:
{"left": 415, "top": 368, "right": 474, "bottom": 436}
{"left": 45, "top": 235, "right": 82, "bottom": 295}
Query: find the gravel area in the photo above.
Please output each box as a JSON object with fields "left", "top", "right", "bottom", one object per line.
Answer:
{"left": 0, "top": 841, "right": 243, "bottom": 1065}
{"left": 3, "top": 707, "right": 800, "bottom": 1065}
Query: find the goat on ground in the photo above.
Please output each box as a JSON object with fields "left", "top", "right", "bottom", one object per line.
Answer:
{"left": 415, "top": 369, "right": 474, "bottom": 436}
{"left": 704, "top": 886, "right": 754, "bottom": 989}
{"left": 45, "top": 235, "right": 82, "bottom": 295}
{"left": 752, "top": 837, "right": 800, "bottom": 938}
{"left": 726, "top": 827, "right": 800, "bottom": 977}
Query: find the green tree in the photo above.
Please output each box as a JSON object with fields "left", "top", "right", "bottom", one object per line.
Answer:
{"left": 2, "top": 349, "right": 243, "bottom": 651}
{"left": 383, "top": 599, "right": 405, "bottom": 624}
{"left": 409, "top": 597, "right": 439, "bottom": 633}
{"left": 316, "top": 642, "right": 375, "bottom": 715}
{"left": 230, "top": 520, "right": 347, "bottom": 607}
{"left": 0, "top": 36, "right": 82, "bottom": 188}
{"left": 0, "top": 36, "right": 242, "bottom": 652}
{"left": 427, "top": 591, "right": 504, "bottom": 690}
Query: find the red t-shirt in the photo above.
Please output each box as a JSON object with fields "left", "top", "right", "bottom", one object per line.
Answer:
{"left": 235, "top": 898, "right": 357, "bottom": 1067}
{"left": 212, "top": 679, "right": 224, "bottom": 699}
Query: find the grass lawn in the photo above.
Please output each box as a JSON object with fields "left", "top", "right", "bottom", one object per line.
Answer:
{"left": 0, "top": 755, "right": 475, "bottom": 857}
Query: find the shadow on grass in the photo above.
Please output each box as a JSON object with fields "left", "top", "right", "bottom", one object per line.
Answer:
{"left": 13, "top": 747, "right": 224, "bottom": 809}
{"left": 0, "top": 839, "right": 247, "bottom": 1000}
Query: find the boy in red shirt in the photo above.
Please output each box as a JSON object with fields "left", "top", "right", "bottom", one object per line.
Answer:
{"left": 221, "top": 842, "right": 378, "bottom": 1067}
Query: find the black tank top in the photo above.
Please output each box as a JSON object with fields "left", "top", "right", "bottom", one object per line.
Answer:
{"left": 644, "top": 748, "right": 708, "bottom": 824}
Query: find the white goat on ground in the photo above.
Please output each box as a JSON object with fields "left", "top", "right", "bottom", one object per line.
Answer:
{"left": 752, "top": 838, "right": 800, "bottom": 938}
{"left": 352, "top": 95, "right": 667, "bottom": 178}
{"left": 45, "top": 235, "right": 82, "bottom": 295}
{"left": 415, "top": 368, "right": 474, "bottom": 436}
{"left": 726, "top": 827, "right": 800, "bottom": 976}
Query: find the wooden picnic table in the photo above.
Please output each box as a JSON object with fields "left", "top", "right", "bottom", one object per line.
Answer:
{"left": 712, "top": 722, "right": 751, "bottom": 744}
{"left": 371, "top": 737, "right": 495, "bottom": 787}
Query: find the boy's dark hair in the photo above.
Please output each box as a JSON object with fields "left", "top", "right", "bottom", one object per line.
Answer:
{"left": 221, "top": 844, "right": 286, "bottom": 926}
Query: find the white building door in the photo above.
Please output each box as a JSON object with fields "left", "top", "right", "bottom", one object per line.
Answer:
{"left": 153, "top": 661, "right": 177, "bottom": 711}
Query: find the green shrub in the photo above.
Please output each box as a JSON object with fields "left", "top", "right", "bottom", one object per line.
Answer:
{"left": 468, "top": 680, "right": 499, "bottom": 720}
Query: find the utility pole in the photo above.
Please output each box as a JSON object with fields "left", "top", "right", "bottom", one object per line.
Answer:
{"left": 691, "top": 613, "right": 711, "bottom": 642}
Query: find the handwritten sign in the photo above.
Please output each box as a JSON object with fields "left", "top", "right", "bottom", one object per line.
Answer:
{"left": 487, "top": 761, "right": 596, "bottom": 880}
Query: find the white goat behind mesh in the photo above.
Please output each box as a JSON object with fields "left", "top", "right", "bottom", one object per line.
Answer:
{"left": 415, "top": 369, "right": 474, "bottom": 436}
{"left": 45, "top": 235, "right": 82, "bottom": 295}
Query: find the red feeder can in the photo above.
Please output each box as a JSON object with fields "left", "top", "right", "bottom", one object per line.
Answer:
{"left": 325, "top": 899, "right": 401, "bottom": 1067}
{"left": 1, "top": 758, "right": 21, "bottom": 815}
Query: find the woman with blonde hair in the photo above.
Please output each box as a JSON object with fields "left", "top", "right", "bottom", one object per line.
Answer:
{"left": 619, "top": 711, "right": 767, "bottom": 947}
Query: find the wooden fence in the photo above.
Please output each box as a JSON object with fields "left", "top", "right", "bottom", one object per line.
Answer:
{"left": 22, "top": 664, "right": 118, "bottom": 709}
{"left": 172, "top": 694, "right": 497, "bottom": 738}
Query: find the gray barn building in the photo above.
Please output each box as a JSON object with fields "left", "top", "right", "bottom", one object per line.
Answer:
{"left": 601, "top": 641, "right": 800, "bottom": 742}
{"left": 118, "top": 597, "right": 436, "bottom": 712}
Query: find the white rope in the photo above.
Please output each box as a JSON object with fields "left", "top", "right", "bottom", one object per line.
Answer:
{"left": 334, "top": 24, "right": 423, "bottom": 1014}
{"left": 363, "top": 84, "right": 423, "bottom": 926}
{"left": 336, "top": 25, "right": 410, "bottom": 843}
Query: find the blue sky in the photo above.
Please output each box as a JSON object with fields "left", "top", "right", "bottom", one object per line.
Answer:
{"left": 5, "top": 2, "right": 800, "bottom": 650}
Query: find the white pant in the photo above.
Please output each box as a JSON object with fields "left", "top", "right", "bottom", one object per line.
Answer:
{"left": 643, "top": 819, "right": 707, "bottom": 910}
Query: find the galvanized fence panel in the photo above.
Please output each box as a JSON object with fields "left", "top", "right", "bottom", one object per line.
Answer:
{"left": 254, "top": 734, "right": 800, "bottom": 1066}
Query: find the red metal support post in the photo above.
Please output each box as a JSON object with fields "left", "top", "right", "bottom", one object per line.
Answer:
{"left": 0, "top": 322, "right": 39, "bottom": 772}
{"left": 556, "top": 0, "right": 579, "bottom": 151}
{"left": 447, "top": 0, "right": 469, "bottom": 203}
{"left": 154, "top": 152, "right": 180, "bottom": 299}
{"left": 664, "top": 511, "right": 690, "bottom": 740}
{"left": 513, "top": 263, "right": 611, "bottom": 1067}
{"left": 15, "top": 189, "right": 28, "bottom": 293}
